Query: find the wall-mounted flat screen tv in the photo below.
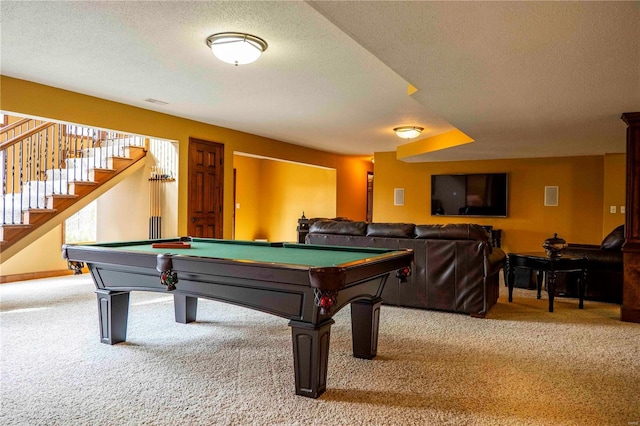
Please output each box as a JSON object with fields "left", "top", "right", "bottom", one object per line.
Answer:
{"left": 431, "top": 173, "right": 508, "bottom": 217}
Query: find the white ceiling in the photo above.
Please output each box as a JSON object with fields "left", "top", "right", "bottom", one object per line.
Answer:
{"left": 1, "top": 1, "right": 639, "bottom": 162}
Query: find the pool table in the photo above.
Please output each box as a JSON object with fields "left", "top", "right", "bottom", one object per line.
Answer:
{"left": 62, "top": 237, "right": 413, "bottom": 398}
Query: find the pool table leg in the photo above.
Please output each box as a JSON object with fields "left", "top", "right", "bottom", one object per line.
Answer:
{"left": 96, "top": 289, "right": 130, "bottom": 345}
{"left": 351, "top": 297, "right": 382, "bottom": 359}
{"left": 174, "top": 294, "right": 198, "bottom": 323}
{"left": 289, "top": 319, "right": 335, "bottom": 398}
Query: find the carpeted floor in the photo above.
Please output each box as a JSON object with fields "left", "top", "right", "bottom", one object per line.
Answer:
{"left": 1, "top": 274, "right": 639, "bottom": 425}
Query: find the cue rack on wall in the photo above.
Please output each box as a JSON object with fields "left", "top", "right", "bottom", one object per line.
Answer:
{"left": 147, "top": 139, "right": 178, "bottom": 239}
{"left": 148, "top": 165, "right": 174, "bottom": 239}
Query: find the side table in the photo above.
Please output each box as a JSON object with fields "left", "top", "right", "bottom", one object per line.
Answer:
{"left": 505, "top": 252, "right": 587, "bottom": 312}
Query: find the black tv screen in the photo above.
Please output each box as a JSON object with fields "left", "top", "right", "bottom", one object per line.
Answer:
{"left": 431, "top": 173, "right": 508, "bottom": 217}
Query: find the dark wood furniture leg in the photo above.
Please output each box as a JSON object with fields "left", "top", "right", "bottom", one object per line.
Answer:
{"left": 289, "top": 319, "right": 334, "bottom": 398}
{"left": 547, "top": 270, "right": 557, "bottom": 312}
{"left": 537, "top": 270, "right": 544, "bottom": 299}
{"left": 174, "top": 294, "right": 198, "bottom": 323}
{"left": 507, "top": 257, "right": 515, "bottom": 302}
{"left": 578, "top": 268, "right": 587, "bottom": 309}
{"left": 350, "top": 297, "right": 382, "bottom": 359}
{"left": 96, "top": 289, "right": 130, "bottom": 344}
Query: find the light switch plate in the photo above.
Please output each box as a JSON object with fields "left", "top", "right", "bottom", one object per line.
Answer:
{"left": 610, "top": 206, "right": 617, "bottom": 214}
{"left": 621, "top": 206, "right": 626, "bottom": 214}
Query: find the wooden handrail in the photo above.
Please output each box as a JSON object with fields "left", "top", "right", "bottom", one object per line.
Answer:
{"left": 0, "top": 122, "right": 55, "bottom": 151}
{"left": 0, "top": 118, "right": 31, "bottom": 135}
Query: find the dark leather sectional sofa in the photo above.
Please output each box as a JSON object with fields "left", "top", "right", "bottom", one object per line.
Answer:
{"left": 305, "top": 221, "right": 506, "bottom": 317}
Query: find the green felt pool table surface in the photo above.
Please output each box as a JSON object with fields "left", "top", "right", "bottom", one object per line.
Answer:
{"left": 84, "top": 238, "right": 396, "bottom": 268}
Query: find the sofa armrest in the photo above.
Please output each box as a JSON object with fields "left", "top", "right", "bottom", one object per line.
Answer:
{"left": 563, "top": 246, "right": 623, "bottom": 271}
{"left": 566, "top": 243, "right": 600, "bottom": 250}
{"left": 486, "top": 247, "right": 506, "bottom": 275}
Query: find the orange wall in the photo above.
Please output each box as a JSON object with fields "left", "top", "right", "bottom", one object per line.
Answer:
{"left": 334, "top": 155, "right": 373, "bottom": 220}
{"left": 0, "top": 76, "right": 370, "bottom": 242}
{"left": 233, "top": 155, "right": 262, "bottom": 241}
{"left": 258, "top": 159, "right": 336, "bottom": 241}
{"left": 373, "top": 152, "right": 609, "bottom": 253}
{"left": 603, "top": 153, "right": 626, "bottom": 234}
{"left": 233, "top": 155, "right": 337, "bottom": 242}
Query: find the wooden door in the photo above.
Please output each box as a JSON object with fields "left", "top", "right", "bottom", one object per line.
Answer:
{"left": 187, "top": 138, "right": 224, "bottom": 238}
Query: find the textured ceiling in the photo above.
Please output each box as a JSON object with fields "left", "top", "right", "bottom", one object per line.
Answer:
{"left": 1, "top": 1, "right": 639, "bottom": 162}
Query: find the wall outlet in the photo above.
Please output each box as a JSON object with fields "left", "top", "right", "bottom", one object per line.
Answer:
{"left": 610, "top": 206, "right": 616, "bottom": 214}
{"left": 621, "top": 206, "right": 625, "bottom": 214}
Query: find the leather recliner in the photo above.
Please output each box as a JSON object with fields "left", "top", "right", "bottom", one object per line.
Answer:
{"left": 554, "top": 225, "right": 624, "bottom": 304}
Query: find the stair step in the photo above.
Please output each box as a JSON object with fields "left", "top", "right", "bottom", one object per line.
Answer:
{"left": 111, "top": 157, "right": 133, "bottom": 171}
{"left": 46, "top": 167, "right": 90, "bottom": 182}
{"left": 23, "top": 209, "right": 57, "bottom": 226}
{"left": 47, "top": 194, "right": 78, "bottom": 211}
{"left": 0, "top": 224, "right": 32, "bottom": 241}
{"left": 2, "top": 193, "right": 40, "bottom": 214}
{"left": 50, "top": 166, "right": 116, "bottom": 183}
{"left": 127, "top": 145, "right": 147, "bottom": 157}
{"left": 80, "top": 142, "right": 143, "bottom": 156}
{"left": 1, "top": 195, "right": 24, "bottom": 224}
{"left": 79, "top": 141, "right": 144, "bottom": 158}
{"left": 100, "top": 137, "right": 144, "bottom": 148}
{"left": 3, "top": 189, "right": 59, "bottom": 211}
{"left": 68, "top": 181, "right": 98, "bottom": 197}
{"left": 66, "top": 156, "right": 113, "bottom": 170}
{"left": 24, "top": 180, "right": 71, "bottom": 195}
{"left": 90, "top": 168, "right": 116, "bottom": 183}
{"left": 46, "top": 168, "right": 73, "bottom": 180}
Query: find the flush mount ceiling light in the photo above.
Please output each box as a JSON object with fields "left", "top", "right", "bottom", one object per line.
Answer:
{"left": 206, "top": 32, "right": 268, "bottom": 66}
{"left": 393, "top": 126, "right": 424, "bottom": 139}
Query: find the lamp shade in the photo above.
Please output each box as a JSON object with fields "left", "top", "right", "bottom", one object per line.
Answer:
{"left": 393, "top": 126, "right": 424, "bottom": 139}
{"left": 206, "top": 32, "right": 268, "bottom": 66}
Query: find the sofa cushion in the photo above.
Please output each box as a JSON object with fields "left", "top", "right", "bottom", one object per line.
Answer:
{"left": 414, "top": 223, "right": 488, "bottom": 242}
{"left": 601, "top": 225, "right": 625, "bottom": 250}
{"left": 366, "top": 223, "right": 415, "bottom": 238}
{"left": 308, "top": 220, "right": 367, "bottom": 236}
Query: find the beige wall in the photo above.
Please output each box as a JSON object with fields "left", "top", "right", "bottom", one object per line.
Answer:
{"left": 1, "top": 225, "right": 68, "bottom": 276}
{"left": 97, "top": 159, "right": 180, "bottom": 243}
{"left": 372, "top": 152, "right": 619, "bottom": 253}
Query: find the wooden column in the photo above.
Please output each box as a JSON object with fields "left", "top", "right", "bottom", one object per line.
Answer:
{"left": 621, "top": 112, "right": 640, "bottom": 323}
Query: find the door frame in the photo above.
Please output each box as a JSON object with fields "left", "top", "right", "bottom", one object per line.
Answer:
{"left": 187, "top": 137, "right": 224, "bottom": 238}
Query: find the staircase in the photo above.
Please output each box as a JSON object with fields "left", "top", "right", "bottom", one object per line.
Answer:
{"left": 0, "top": 115, "right": 147, "bottom": 262}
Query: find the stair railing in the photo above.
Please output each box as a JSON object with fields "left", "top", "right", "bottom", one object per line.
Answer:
{"left": 1, "top": 117, "right": 144, "bottom": 226}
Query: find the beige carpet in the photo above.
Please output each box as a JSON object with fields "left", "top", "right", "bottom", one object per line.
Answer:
{"left": 1, "top": 275, "right": 639, "bottom": 425}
